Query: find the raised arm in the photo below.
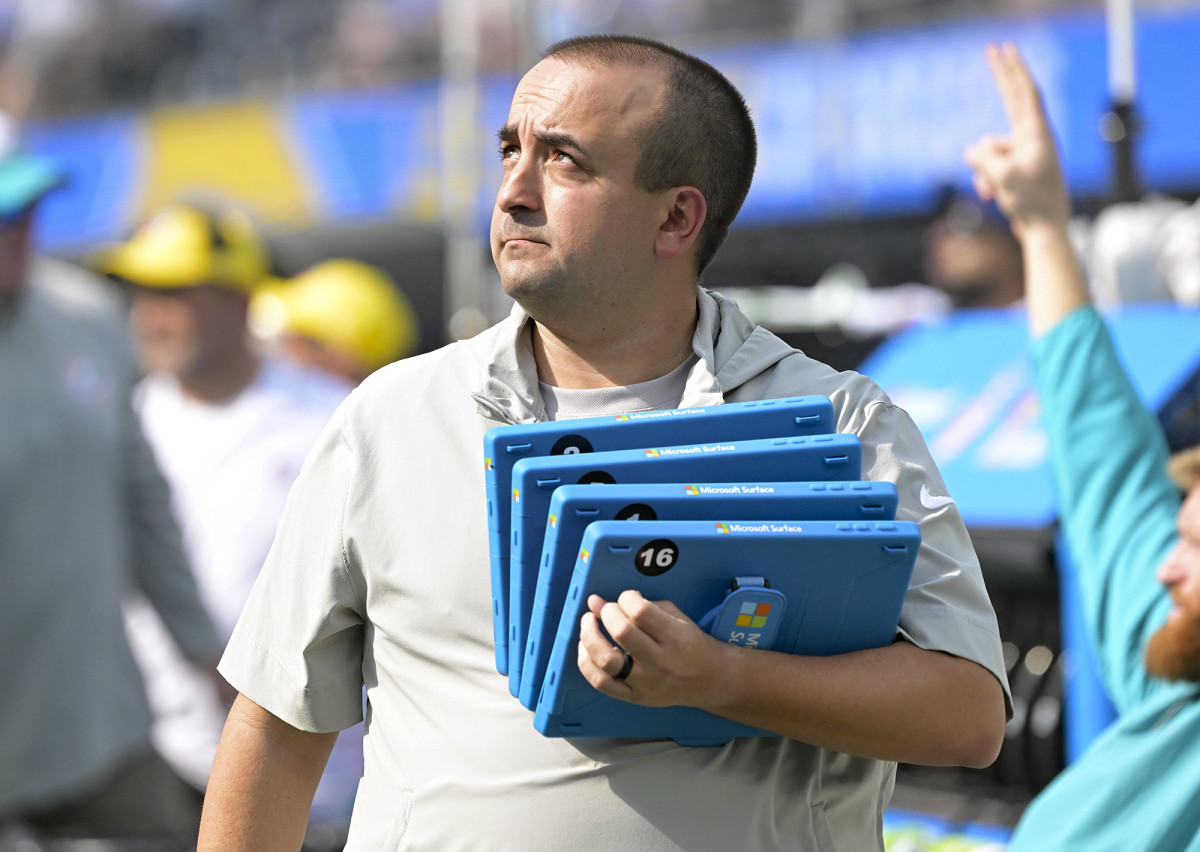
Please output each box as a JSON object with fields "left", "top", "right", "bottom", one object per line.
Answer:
{"left": 963, "top": 42, "right": 1089, "bottom": 336}
{"left": 198, "top": 694, "right": 337, "bottom": 851}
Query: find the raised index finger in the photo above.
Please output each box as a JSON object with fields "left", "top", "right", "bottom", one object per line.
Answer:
{"left": 987, "top": 41, "right": 1049, "bottom": 140}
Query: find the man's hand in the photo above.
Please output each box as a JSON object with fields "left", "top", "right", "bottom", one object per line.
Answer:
{"left": 578, "top": 590, "right": 737, "bottom": 709}
{"left": 967, "top": 41, "right": 1090, "bottom": 335}
{"left": 963, "top": 42, "right": 1070, "bottom": 237}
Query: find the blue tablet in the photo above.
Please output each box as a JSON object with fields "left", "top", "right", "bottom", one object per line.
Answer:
{"left": 483, "top": 396, "right": 834, "bottom": 674}
{"left": 507, "top": 433, "right": 862, "bottom": 697}
{"left": 533, "top": 518, "right": 920, "bottom": 745}
{"left": 517, "top": 480, "right": 898, "bottom": 709}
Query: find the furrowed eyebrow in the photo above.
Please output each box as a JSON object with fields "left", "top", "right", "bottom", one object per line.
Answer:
{"left": 495, "top": 125, "right": 591, "bottom": 161}
{"left": 537, "top": 131, "right": 589, "bottom": 161}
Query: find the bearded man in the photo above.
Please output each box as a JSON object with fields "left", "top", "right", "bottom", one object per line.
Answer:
{"left": 968, "top": 43, "right": 1200, "bottom": 851}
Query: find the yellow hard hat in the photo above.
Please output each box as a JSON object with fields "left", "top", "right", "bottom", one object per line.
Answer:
{"left": 251, "top": 258, "right": 418, "bottom": 375}
{"left": 92, "top": 202, "right": 269, "bottom": 293}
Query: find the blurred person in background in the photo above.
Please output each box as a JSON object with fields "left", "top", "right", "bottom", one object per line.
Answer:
{"left": 89, "top": 201, "right": 353, "bottom": 820}
{"left": 922, "top": 185, "right": 1025, "bottom": 310}
{"left": 966, "top": 43, "right": 1200, "bottom": 850}
{"left": 0, "top": 114, "right": 221, "bottom": 842}
{"left": 251, "top": 257, "right": 419, "bottom": 385}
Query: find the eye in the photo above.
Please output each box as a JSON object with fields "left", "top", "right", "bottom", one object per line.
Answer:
{"left": 499, "top": 144, "right": 519, "bottom": 161}
{"left": 551, "top": 149, "right": 578, "bottom": 166}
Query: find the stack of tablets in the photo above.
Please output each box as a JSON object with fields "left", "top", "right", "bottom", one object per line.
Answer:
{"left": 483, "top": 396, "right": 921, "bottom": 745}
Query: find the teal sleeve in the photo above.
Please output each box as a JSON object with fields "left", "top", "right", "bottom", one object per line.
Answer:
{"left": 1031, "top": 306, "right": 1180, "bottom": 713}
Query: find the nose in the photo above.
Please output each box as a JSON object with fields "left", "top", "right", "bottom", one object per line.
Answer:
{"left": 1157, "top": 543, "right": 1186, "bottom": 587}
{"left": 129, "top": 289, "right": 180, "bottom": 334}
{"left": 495, "top": 152, "right": 542, "bottom": 215}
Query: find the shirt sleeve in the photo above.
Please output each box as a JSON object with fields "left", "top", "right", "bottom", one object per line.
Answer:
{"left": 219, "top": 401, "right": 367, "bottom": 733}
{"left": 1030, "top": 306, "right": 1179, "bottom": 712}
{"left": 854, "top": 396, "right": 1014, "bottom": 716}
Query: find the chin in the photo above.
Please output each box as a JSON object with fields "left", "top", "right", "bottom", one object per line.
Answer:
{"left": 501, "top": 274, "right": 564, "bottom": 313}
{"left": 1144, "top": 612, "right": 1200, "bottom": 683}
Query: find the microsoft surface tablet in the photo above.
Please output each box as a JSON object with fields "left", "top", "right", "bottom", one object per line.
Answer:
{"left": 517, "top": 480, "right": 897, "bottom": 708}
{"left": 534, "top": 518, "right": 919, "bottom": 745}
{"left": 482, "top": 396, "right": 834, "bottom": 673}
{"left": 507, "top": 433, "right": 861, "bottom": 696}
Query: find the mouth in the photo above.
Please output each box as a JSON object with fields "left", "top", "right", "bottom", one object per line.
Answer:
{"left": 498, "top": 225, "right": 547, "bottom": 246}
{"left": 1165, "top": 590, "right": 1197, "bottom": 624}
{"left": 502, "top": 236, "right": 546, "bottom": 249}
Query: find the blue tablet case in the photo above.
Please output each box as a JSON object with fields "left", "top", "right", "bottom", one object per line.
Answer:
{"left": 517, "top": 480, "right": 898, "bottom": 709}
{"left": 483, "top": 396, "right": 835, "bottom": 674}
{"left": 533, "top": 519, "right": 921, "bottom": 745}
{"left": 506, "top": 433, "right": 862, "bottom": 696}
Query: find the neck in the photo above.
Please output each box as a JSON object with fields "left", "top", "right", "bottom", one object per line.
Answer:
{"left": 531, "top": 293, "right": 698, "bottom": 389}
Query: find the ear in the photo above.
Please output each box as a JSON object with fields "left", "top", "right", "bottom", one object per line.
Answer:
{"left": 653, "top": 187, "right": 706, "bottom": 261}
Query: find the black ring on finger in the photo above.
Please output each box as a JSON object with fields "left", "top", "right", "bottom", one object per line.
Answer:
{"left": 613, "top": 649, "right": 634, "bottom": 682}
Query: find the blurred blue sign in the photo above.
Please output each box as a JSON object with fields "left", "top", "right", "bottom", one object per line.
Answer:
{"left": 859, "top": 304, "right": 1200, "bottom": 528}
{"left": 23, "top": 7, "right": 1200, "bottom": 252}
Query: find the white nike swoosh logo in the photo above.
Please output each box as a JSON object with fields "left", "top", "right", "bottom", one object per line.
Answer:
{"left": 920, "top": 483, "right": 956, "bottom": 510}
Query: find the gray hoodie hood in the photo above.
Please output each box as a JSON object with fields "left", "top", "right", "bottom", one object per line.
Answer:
{"left": 473, "top": 287, "right": 795, "bottom": 425}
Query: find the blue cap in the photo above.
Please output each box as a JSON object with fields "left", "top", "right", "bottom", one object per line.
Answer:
{"left": 0, "top": 115, "right": 65, "bottom": 219}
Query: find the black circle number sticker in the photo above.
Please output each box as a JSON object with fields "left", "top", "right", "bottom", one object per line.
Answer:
{"left": 551, "top": 435, "right": 593, "bottom": 455}
{"left": 615, "top": 503, "right": 657, "bottom": 522}
{"left": 577, "top": 470, "right": 616, "bottom": 485}
{"left": 635, "top": 539, "right": 678, "bottom": 576}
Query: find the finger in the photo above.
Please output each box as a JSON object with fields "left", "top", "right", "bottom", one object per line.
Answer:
{"left": 576, "top": 638, "right": 615, "bottom": 691}
{"left": 1003, "top": 42, "right": 1046, "bottom": 131}
{"left": 597, "top": 595, "right": 656, "bottom": 658}
{"left": 578, "top": 611, "right": 633, "bottom": 683}
{"left": 963, "top": 135, "right": 1011, "bottom": 186}
{"left": 586, "top": 593, "right": 607, "bottom": 618}
{"left": 986, "top": 42, "right": 1022, "bottom": 131}
{"left": 971, "top": 171, "right": 996, "bottom": 203}
{"left": 612, "top": 590, "right": 692, "bottom": 646}
{"left": 992, "top": 42, "right": 1053, "bottom": 144}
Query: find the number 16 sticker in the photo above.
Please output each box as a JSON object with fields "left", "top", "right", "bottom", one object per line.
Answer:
{"left": 635, "top": 539, "right": 678, "bottom": 576}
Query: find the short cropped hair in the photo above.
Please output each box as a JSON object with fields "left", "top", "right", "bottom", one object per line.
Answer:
{"left": 542, "top": 35, "right": 757, "bottom": 275}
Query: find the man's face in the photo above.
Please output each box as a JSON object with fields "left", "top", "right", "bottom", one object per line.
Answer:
{"left": 127, "top": 284, "right": 245, "bottom": 381}
{"left": 490, "top": 58, "right": 667, "bottom": 324}
{"left": 0, "top": 212, "right": 33, "bottom": 315}
{"left": 923, "top": 217, "right": 1017, "bottom": 303}
{"left": 1145, "top": 485, "right": 1200, "bottom": 681}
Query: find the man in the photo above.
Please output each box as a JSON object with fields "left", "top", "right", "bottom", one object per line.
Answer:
{"left": 94, "top": 202, "right": 352, "bottom": 798}
{"left": 0, "top": 115, "right": 221, "bottom": 838}
{"left": 965, "top": 43, "right": 1200, "bottom": 850}
{"left": 200, "top": 36, "right": 1009, "bottom": 850}
{"left": 922, "top": 186, "right": 1025, "bottom": 310}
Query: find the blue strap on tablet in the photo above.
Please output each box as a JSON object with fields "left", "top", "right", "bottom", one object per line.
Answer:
{"left": 697, "top": 577, "right": 787, "bottom": 651}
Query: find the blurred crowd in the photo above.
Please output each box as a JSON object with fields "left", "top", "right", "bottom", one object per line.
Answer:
{"left": 2, "top": 0, "right": 1187, "bottom": 119}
